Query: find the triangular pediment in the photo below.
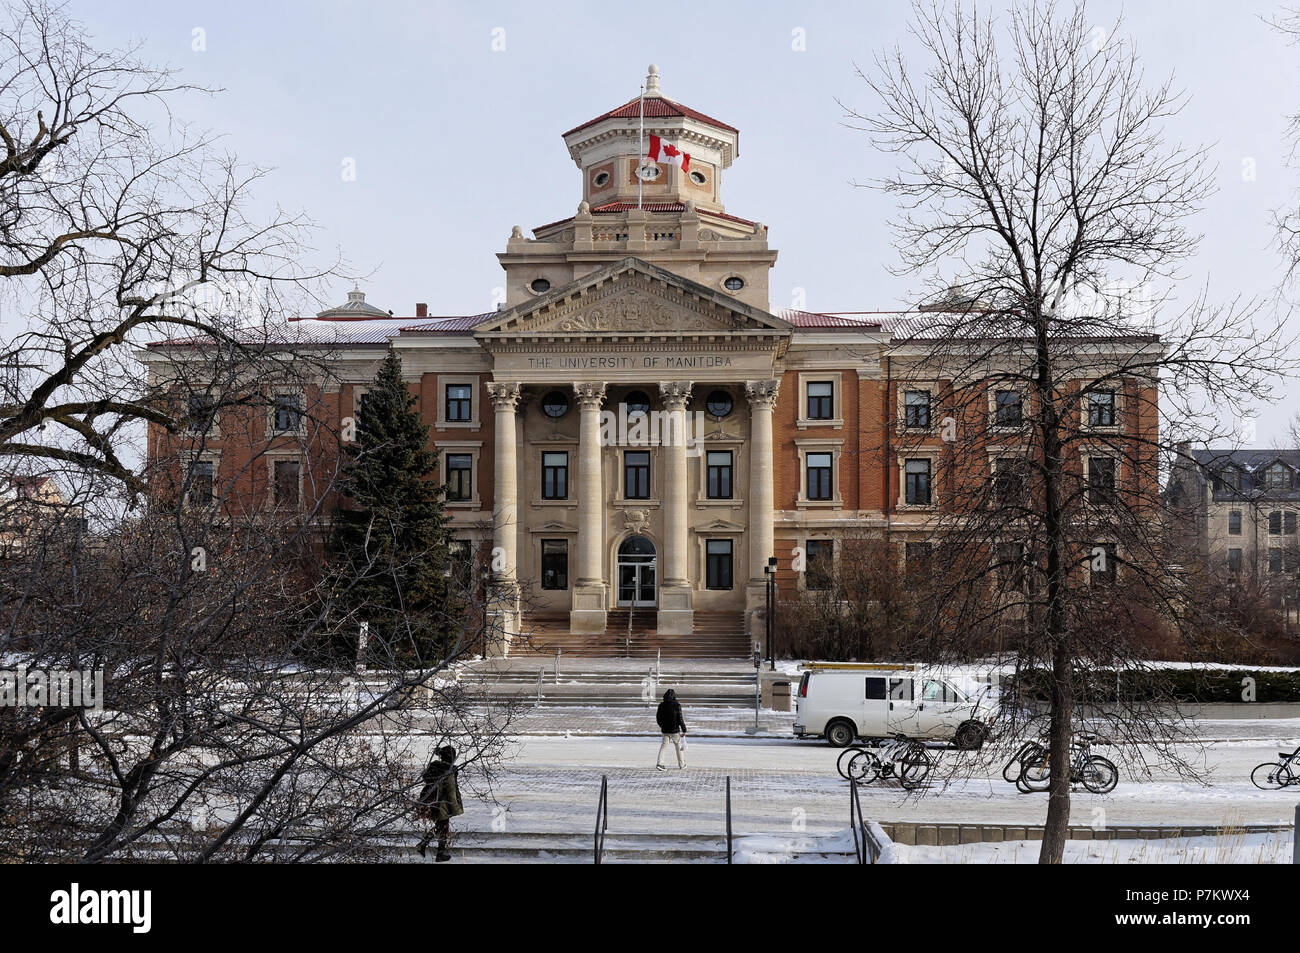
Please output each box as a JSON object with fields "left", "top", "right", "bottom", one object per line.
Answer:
{"left": 474, "top": 258, "right": 791, "bottom": 338}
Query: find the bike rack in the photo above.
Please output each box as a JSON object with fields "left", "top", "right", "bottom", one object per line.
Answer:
{"left": 594, "top": 775, "right": 608, "bottom": 864}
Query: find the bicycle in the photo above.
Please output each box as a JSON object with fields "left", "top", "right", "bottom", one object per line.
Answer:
{"left": 836, "top": 744, "right": 870, "bottom": 781}
{"left": 1017, "top": 731, "right": 1118, "bottom": 794}
{"left": 846, "top": 734, "right": 933, "bottom": 790}
{"left": 1002, "top": 738, "right": 1048, "bottom": 784}
{"left": 1250, "top": 745, "right": 1300, "bottom": 790}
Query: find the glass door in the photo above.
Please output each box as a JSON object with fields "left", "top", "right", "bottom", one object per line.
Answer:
{"left": 616, "top": 562, "right": 657, "bottom": 607}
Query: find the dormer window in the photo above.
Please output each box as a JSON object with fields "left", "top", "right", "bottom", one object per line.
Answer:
{"left": 1221, "top": 467, "right": 1241, "bottom": 491}
{"left": 1265, "top": 463, "right": 1293, "bottom": 490}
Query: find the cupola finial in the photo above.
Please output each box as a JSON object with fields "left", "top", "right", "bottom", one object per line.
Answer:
{"left": 645, "top": 64, "right": 661, "bottom": 97}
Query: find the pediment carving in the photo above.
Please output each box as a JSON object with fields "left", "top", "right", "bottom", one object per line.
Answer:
{"left": 531, "top": 279, "right": 744, "bottom": 335}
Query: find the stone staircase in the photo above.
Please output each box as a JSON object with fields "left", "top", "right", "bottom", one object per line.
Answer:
{"left": 456, "top": 657, "right": 758, "bottom": 708}
{"left": 509, "top": 609, "right": 751, "bottom": 659}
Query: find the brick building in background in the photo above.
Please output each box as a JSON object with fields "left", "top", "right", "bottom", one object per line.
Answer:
{"left": 141, "top": 67, "right": 1161, "bottom": 655}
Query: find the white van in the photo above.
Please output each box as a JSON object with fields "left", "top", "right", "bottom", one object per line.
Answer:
{"left": 793, "top": 663, "right": 990, "bottom": 749}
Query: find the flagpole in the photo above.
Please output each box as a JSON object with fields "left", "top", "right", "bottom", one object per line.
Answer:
{"left": 637, "top": 82, "right": 645, "bottom": 210}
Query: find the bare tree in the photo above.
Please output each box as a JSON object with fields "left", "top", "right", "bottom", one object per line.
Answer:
{"left": 844, "top": 0, "right": 1297, "bottom": 862}
{"left": 0, "top": 0, "right": 336, "bottom": 496}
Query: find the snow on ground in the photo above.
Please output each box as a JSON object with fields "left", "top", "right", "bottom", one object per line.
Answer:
{"left": 885, "top": 831, "right": 1295, "bottom": 864}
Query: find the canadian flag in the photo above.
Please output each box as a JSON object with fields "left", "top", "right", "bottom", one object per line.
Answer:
{"left": 647, "top": 134, "right": 691, "bottom": 171}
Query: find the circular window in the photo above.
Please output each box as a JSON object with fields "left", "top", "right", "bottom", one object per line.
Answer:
{"left": 706, "top": 390, "right": 734, "bottom": 418}
{"left": 689, "top": 170, "right": 708, "bottom": 185}
{"left": 592, "top": 171, "right": 610, "bottom": 188}
{"left": 541, "top": 390, "right": 569, "bottom": 418}
{"left": 529, "top": 278, "right": 551, "bottom": 294}
{"left": 723, "top": 276, "right": 745, "bottom": 292}
{"left": 635, "top": 162, "right": 661, "bottom": 182}
{"left": 624, "top": 390, "right": 651, "bottom": 415}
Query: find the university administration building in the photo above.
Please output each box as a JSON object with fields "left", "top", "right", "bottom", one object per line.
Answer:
{"left": 147, "top": 68, "right": 1154, "bottom": 656}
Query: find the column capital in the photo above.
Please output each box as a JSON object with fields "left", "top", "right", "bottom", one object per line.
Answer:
{"left": 657, "top": 380, "right": 695, "bottom": 410}
{"left": 486, "top": 380, "right": 522, "bottom": 412}
{"left": 573, "top": 381, "right": 607, "bottom": 408}
{"left": 745, "top": 379, "right": 781, "bottom": 408}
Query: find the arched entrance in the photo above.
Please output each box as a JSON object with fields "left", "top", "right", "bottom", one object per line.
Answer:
{"left": 616, "top": 535, "right": 657, "bottom": 607}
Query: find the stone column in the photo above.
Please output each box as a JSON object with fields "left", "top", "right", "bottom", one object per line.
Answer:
{"left": 570, "top": 381, "right": 608, "bottom": 634}
{"left": 657, "top": 380, "right": 695, "bottom": 635}
{"left": 745, "top": 379, "right": 780, "bottom": 637}
{"left": 485, "top": 381, "right": 522, "bottom": 655}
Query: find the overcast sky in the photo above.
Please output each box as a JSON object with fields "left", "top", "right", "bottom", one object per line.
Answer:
{"left": 67, "top": 0, "right": 1300, "bottom": 441}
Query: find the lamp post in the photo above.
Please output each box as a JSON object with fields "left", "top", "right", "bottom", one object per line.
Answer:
{"left": 765, "top": 555, "right": 778, "bottom": 671}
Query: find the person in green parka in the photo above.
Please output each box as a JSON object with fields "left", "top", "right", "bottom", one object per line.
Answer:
{"left": 416, "top": 745, "right": 463, "bottom": 861}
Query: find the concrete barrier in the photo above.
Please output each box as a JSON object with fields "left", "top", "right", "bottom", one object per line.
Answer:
{"left": 878, "top": 820, "right": 1292, "bottom": 845}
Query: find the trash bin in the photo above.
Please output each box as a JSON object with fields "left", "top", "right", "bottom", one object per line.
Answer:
{"left": 772, "top": 680, "right": 792, "bottom": 712}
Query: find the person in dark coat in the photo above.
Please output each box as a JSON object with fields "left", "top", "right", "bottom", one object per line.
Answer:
{"left": 415, "top": 745, "right": 464, "bottom": 861}
{"left": 655, "top": 689, "right": 687, "bottom": 770}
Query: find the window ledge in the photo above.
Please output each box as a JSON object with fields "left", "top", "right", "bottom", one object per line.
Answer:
{"left": 532, "top": 499, "right": 577, "bottom": 507}
{"left": 797, "top": 418, "right": 844, "bottom": 429}
{"left": 796, "top": 499, "right": 843, "bottom": 509}
{"left": 696, "top": 498, "right": 744, "bottom": 508}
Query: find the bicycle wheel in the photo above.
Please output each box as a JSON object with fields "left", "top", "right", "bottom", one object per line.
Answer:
{"left": 1081, "top": 755, "right": 1118, "bottom": 794}
{"left": 837, "top": 746, "right": 865, "bottom": 781}
{"left": 1019, "top": 755, "right": 1052, "bottom": 792}
{"left": 1004, "top": 743, "right": 1043, "bottom": 784}
{"left": 1251, "top": 762, "right": 1286, "bottom": 790}
{"left": 899, "top": 749, "right": 932, "bottom": 790}
{"left": 847, "top": 750, "right": 882, "bottom": 784}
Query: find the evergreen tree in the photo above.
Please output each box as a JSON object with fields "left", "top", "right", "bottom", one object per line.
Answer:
{"left": 332, "top": 352, "right": 455, "bottom": 665}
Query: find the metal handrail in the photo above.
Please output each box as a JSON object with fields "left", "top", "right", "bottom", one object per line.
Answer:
{"left": 725, "top": 775, "right": 733, "bottom": 864}
{"left": 849, "top": 776, "right": 869, "bottom": 864}
{"left": 594, "top": 775, "right": 609, "bottom": 864}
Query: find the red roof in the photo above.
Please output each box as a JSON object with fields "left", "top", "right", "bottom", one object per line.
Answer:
{"left": 563, "top": 94, "right": 738, "bottom": 138}
{"left": 779, "top": 310, "right": 885, "bottom": 330}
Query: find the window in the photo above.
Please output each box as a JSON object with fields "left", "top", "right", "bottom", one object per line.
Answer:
{"left": 994, "top": 390, "right": 1022, "bottom": 427}
{"left": 1228, "top": 511, "right": 1242, "bottom": 535}
{"left": 904, "top": 458, "right": 932, "bottom": 505}
{"left": 888, "top": 678, "right": 914, "bottom": 702}
{"left": 690, "top": 170, "right": 709, "bottom": 186}
{"left": 723, "top": 276, "right": 745, "bottom": 291}
{"left": 1087, "top": 389, "right": 1116, "bottom": 428}
{"left": 541, "top": 539, "right": 568, "bottom": 590}
{"left": 995, "top": 541, "right": 1026, "bottom": 589}
{"left": 903, "top": 390, "right": 931, "bottom": 429}
{"left": 529, "top": 278, "right": 551, "bottom": 294}
{"left": 706, "top": 451, "right": 733, "bottom": 499}
{"left": 992, "top": 458, "right": 1028, "bottom": 508}
{"left": 806, "top": 381, "right": 834, "bottom": 420}
{"left": 446, "top": 384, "right": 472, "bottom": 423}
{"left": 592, "top": 171, "right": 610, "bottom": 188}
{"left": 806, "top": 539, "right": 833, "bottom": 590}
{"left": 1227, "top": 548, "right": 1242, "bottom": 573}
{"left": 1087, "top": 456, "right": 1116, "bottom": 504}
{"left": 806, "top": 452, "right": 833, "bottom": 501}
{"left": 705, "top": 539, "right": 733, "bottom": 589}
{"left": 186, "top": 394, "right": 216, "bottom": 434}
{"left": 865, "top": 677, "right": 887, "bottom": 700}
{"left": 273, "top": 392, "right": 302, "bottom": 433}
{"left": 624, "top": 451, "right": 650, "bottom": 499}
{"left": 541, "top": 391, "right": 570, "bottom": 418}
{"left": 624, "top": 391, "right": 651, "bottom": 416}
{"left": 188, "top": 460, "right": 215, "bottom": 506}
{"left": 542, "top": 452, "right": 568, "bottom": 500}
{"left": 1270, "top": 511, "right": 1283, "bottom": 535}
{"left": 446, "top": 454, "right": 473, "bottom": 502}
{"left": 273, "top": 459, "right": 300, "bottom": 507}
{"left": 905, "top": 542, "right": 932, "bottom": 573}
{"left": 448, "top": 539, "right": 472, "bottom": 585}
{"left": 1269, "top": 548, "right": 1283, "bottom": 574}
{"left": 1221, "top": 468, "right": 1241, "bottom": 492}
{"left": 1288, "top": 512, "right": 1298, "bottom": 535}
{"left": 705, "top": 390, "right": 734, "bottom": 418}
{"left": 1265, "top": 464, "right": 1293, "bottom": 490}
{"left": 1091, "top": 542, "right": 1117, "bottom": 585}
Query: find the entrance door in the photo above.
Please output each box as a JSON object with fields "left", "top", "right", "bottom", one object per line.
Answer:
{"left": 616, "top": 535, "right": 657, "bottom": 607}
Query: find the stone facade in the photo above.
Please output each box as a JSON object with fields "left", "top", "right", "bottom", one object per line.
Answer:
{"left": 141, "top": 67, "right": 1164, "bottom": 656}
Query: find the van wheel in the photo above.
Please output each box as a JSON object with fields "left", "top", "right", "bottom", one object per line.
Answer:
{"left": 954, "top": 721, "right": 987, "bottom": 751}
{"left": 825, "top": 719, "right": 857, "bottom": 748}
